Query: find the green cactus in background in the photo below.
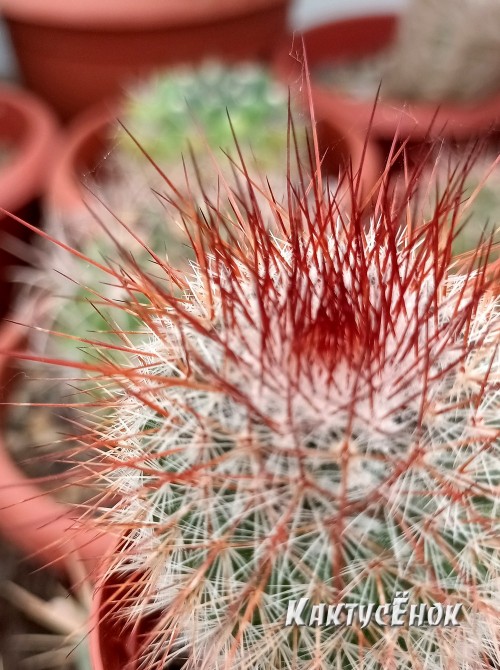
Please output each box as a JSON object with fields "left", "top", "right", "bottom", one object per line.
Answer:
{"left": 117, "top": 61, "right": 298, "bottom": 170}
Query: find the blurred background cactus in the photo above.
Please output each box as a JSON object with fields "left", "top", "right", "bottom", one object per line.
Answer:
{"left": 310, "top": 0, "right": 500, "bottom": 131}
{"left": 384, "top": 0, "right": 500, "bottom": 102}
{"left": 117, "top": 61, "right": 297, "bottom": 172}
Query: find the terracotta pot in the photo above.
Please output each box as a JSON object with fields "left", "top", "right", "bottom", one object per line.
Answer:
{"left": 45, "top": 100, "right": 115, "bottom": 217}
{"left": 0, "top": 319, "right": 113, "bottom": 577}
{"left": 0, "top": 85, "right": 58, "bottom": 317}
{"left": 1, "top": 0, "right": 291, "bottom": 121}
{"left": 90, "top": 562, "right": 162, "bottom": 670}
{"left": 273, "top": 14, "right": 500, "bottom": 143}
{"left": 0, "top": 88, "right": 114, "bottom": 578}
{"left": 46, "top": 96, "right": 382, "bottom": 220}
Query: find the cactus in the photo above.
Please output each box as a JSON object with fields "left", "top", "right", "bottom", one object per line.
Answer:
{"left": 116, "top": 61, "right": 299, "bottom": 171}
{"left": 384, "top": 0, "right": 500, "bottom": 102}
{"left": 40, "top": 120, "right": 500, "bottom": 670}
{"left": 314, "top": 1, "right": 500, "bottom": 105}
{"left": 14, "top": 94, "right": 500, "bottom": 667}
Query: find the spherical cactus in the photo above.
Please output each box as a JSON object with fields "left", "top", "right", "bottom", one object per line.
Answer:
{"left": 117, "top": 61, "right": 299, "bottom": 170}
{"left": 83, "top": 152, "right": 499, "bottom": 668}
{"left": 43, "top": 132, "right": 500, "bottom": 667}
{"left": 384, "top": 0, "right": 500, "bottom": 102}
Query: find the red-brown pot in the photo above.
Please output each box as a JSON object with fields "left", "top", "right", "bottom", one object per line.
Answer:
{"left": 46, "top": 96, "right": 382, "bottom": 221}
{"left": 90, "top": 562, "right": 163, "bottom": 670}
{"left": 0, "top": 85, "right": 58, "bottom": 317}
{"left": 0, "top": 88, "right": 113, "bottom": 579}
{"left": 273, "top": 14, "right": 500, "bottom": 143}
{"left": 1, "top": 0, "right": 291, "bottom": 121}
{"left": 0, "top": 319, "right": 114, "bottom": 578}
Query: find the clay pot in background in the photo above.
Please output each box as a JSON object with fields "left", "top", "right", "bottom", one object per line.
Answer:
{"left": 0, "top": 320, "right": 113, "bottom": 578}
{"left": 273, "top": 14, "right": 500, "bottom": 145}
{"left": 0, "top": 87, "right": 112, "bottom": 583}
{"left": 0, "top": 84, "right": 58, "bottom": 317}
{"left": 0, "top": 0, "right": 291, "bottom": 121}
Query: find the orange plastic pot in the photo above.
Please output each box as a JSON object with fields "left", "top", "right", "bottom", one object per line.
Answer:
{"left": 0, "top": 85, "right": 58, "bottom": 317}
{"left": 1, "top": 0, "right": 291, "bottom": 121}
{"left": 273, "top": 14, "right": 500, "bottom": 143}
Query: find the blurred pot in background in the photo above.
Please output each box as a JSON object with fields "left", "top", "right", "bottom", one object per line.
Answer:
{"left": 0, "top": 85, "right": 57, "bottom": 317}
{"left": 0, "top": 0, "right": 291, "bottom": 120}
{"left": 274, "top": 9, "right": 500, "bottom": 146}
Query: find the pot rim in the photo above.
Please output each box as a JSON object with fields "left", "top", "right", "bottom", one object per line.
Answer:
{"left": 273, "top": 13, "right": 500, "bottom": 141}
{"left": 0, "top": 0, "right": 288, "bottom": 30}
{"left": 0, "top": 84, "right": 58, "bottom": 214}
{"left": 46, "top": 98, "right": 119, "bottom": 216}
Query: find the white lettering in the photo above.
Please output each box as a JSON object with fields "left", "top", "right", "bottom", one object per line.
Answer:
{"left": 285, "top": 598, "right": 309, "bottom": 626}
{"left": 308, "top": 604, "right": 325, "bottom": 626}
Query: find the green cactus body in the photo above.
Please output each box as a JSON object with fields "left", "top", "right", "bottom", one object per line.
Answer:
{"left": 117, "top": 61, "right": 298, "bottom": 171}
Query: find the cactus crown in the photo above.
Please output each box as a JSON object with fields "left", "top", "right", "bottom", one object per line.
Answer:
{"left": 64, "top": 126, "right": 500, "bottom": 670}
